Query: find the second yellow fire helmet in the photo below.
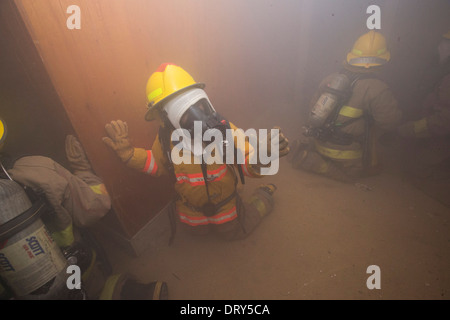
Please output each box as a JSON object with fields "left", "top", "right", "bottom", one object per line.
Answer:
{"left": 347, "top": 30, "right": 391, "bottom": 68}
{"left": 145, "top": 63, "right": 205, "bottom": 121}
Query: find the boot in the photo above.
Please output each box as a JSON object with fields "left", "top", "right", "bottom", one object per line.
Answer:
{"left": 100, "top": 274, "right": 169, "bottom": 300}
{"left": 257, "top": 183, "right": 277, "bottom": 196}
{"left": 120, "top": 278, "right": 169, "bottom": 300}
{"left": 65, "top": 135, "right": 92, "bottom": 172}
{"left": 288, "top": 137, "right": 312, "bottom": 166}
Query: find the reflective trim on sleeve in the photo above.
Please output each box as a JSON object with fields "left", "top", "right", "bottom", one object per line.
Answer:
{"left": 89, "top": 184, "right": 108, "bottom": 195}
{"left": 51, "top": 224, "right": 75, "bottom": 248}
{"left": 339, "top": 105, "right": 364, "bottom": 118}
{"left": 143, "top": 150, "right": 158, "bottom": 175}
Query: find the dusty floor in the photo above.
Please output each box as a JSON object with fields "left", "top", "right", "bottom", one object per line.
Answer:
{"left": 96, "top": 146, "right": 450, "bottom": 300}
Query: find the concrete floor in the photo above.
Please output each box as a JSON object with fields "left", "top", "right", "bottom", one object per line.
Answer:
{"left": 96, "top": 152, "right": 450, "bottom": 300}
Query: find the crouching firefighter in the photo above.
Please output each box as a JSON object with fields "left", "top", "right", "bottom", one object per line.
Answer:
{"left": 103, "top": 63, "right": 289, "bottom": 241}
{"left": 0, "top": 119, "right": 167, "bottom": 300}
{"left": 0, "top": 119, "right": 112, "bottom": 299}
{"left": 289, "top": 30, "right": 402, "bottom": 182}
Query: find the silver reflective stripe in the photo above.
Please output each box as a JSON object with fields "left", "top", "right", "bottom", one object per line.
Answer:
{"left": 348, "top": 56, "right": 387, "bottom": 65}
{"left": 176, "top": 175, "right": 205, "bottom": 184}
{"left": 176, "top": 165, "right": 228, "bottom": 184}
{"left": 145, "top": 153, "right": 156, "bottom": 174}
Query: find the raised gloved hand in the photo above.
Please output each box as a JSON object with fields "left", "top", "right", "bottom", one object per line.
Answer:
{"left": 263, "top": 126, "right": 289, "bottom": 157}
{"left": 102, "top": 120, "right": 134, "bottom": 163}
{"left": 273, "top": 126, "right": 290, "bottom": 158}
{"left": 65, "top": 135, "right": 92, "bottom": 171}
{"left": 255, "top": 126, "right": 290, "bottom": 168}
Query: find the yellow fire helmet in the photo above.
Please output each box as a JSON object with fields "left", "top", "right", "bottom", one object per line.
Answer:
{"left": 347, "top": 30, "right": 391, "bottom": 68}
{"left": 145, "top": 63, "right": 205, "bottom": 121}
{"left": 0, "top": 118, "right": 6, "bottom": 146}
{"left": 443, "top": 30, "right": 450, "bottom": 39}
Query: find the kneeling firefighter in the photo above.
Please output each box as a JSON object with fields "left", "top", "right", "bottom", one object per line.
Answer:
{"left": 0, "top": 117, "right": 168, "bottom": 300}
{"left": 289, "top": 30, "right": 402, "bottom": 182}
{"left": 103, "top": 63, "right": 289, "bottom": 240}
{"left": 394, "top": 31, "right": 450, "bottom": 182}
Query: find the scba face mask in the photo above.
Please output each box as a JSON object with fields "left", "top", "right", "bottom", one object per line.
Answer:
{"left": 163, "top": 88, "right": 228, "bottom": 157}
{"left": 179, "top": 98, "right": 215, "bottom": 137}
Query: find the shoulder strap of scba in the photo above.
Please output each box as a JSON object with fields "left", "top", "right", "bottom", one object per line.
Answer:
{"left": 216, "top": 113, "right": 245, "bottom": 186}
{"left": 158, "top": 123, "right": 176, "bottom": 178}
{"left": 335, "top": 70, "right": 378, "bottom": 172}
{"left": 330, "top": 70, "right": 377, "bottom": 123}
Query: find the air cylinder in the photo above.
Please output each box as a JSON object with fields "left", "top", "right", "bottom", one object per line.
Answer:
{"left": 0, "top": 179, "right": 68, "bottom": 299}
{"left": 308, "top": 73, "right": 351, "bottom": 128}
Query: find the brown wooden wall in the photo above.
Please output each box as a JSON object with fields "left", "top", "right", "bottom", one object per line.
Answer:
{"left": 8, "top": 0, "right": 450, "bottom": 239}
{"left": 0, "top": 0, "right": 74, "bottom": 167}
{"left": 12, "top": 0, "right": 314, "bottom": 238}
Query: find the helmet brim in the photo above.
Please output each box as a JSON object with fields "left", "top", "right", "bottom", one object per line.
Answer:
{"left": 145, "top": 82, "right": 206, "bottom": 121}
{"left": 346, "top": 51, "right": 391, "bottom": 68}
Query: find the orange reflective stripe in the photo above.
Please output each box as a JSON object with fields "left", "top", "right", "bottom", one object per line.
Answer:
{"left": 179, "top": 206, "right": 238, "bottom": 226}
{"left": 143, "top": 150, "right": 158, "bottom": 175}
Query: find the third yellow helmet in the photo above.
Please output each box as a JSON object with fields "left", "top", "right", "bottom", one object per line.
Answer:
{"left": 347, "top": 30, "right": 390, "bottom": 68}
{"left": 0, "top": 118, "right": 6, "bottom": 145}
